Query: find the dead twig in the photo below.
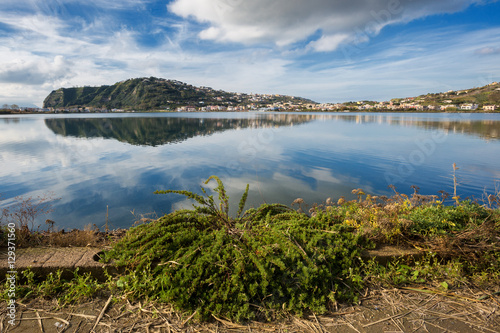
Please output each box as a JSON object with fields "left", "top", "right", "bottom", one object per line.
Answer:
{"left": 64, "top": 313, "right": 96, "bottom": 320}
{"left": 212, "top": 315, "right": 248, "bottom": 330}
{"left": 151, "top": 305, "right": 175, "bottom": 332}
{"left": 312, "top": 313, "right": 325, "bottom": 333}
{"left": 35, "top": 311, "right": 44, "bottom": 333}
{"left": 181, "top": 310, "right": 197, "bottom": 327}
{"left": 70, "top": 320, "right": 82, "bottom": 333}
{"left": 91, "top": 294, "right": 113, "bottom": 332}
{"left": 292, "top": 317, "right": 321, "bottom": 333}
{"left": 16, "top": 317, "right": 69, "bottom": 324}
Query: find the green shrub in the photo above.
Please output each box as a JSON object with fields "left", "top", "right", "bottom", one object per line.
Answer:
{"left": 105, "top": 176, "right": 369, "bottom": 321}
{"left": 405, "top": 201, "right": 492, "bottom": 235}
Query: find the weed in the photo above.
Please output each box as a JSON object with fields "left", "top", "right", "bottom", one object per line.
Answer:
{"left": 0, "top": 193, "right": 59, "bottom": 247}
{"left": 452, "top": 162, "right": 461, "bottom": 204}
{"left": 59, "top": 269, "right": 104, "bottom": 306}
{"left": 1, "top": 268, "right": 106, "bottom": 308}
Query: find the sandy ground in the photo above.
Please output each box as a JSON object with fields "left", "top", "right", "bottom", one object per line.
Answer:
{"left": 1, "top": 287, "right": 499, "bottom": 333}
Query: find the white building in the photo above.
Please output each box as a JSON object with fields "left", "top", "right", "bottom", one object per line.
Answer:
{"left": 460, "top": 103, "right": 479, "bottom": 110}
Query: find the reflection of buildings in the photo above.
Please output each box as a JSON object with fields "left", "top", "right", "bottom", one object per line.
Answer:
{"left": 328, "top": 114, "right": 499, "bottom": 140}
{"left": 45, "top": 113, "right": 499, "bottom": 145}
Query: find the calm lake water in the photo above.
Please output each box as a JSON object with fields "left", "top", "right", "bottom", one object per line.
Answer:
{"left": 1, "top": 112, "right": 499, "bottom": 230}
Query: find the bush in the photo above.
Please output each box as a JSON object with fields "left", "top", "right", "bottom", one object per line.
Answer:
{"left": 105, "top": 176, "right": 368, "bottom": 321}
{"left": 405, "top": 201, "right": 492, "bottom": 235}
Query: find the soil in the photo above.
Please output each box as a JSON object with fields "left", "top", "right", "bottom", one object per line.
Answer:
{"left": 1, "top": 287, "right": 499, "bottom": 332}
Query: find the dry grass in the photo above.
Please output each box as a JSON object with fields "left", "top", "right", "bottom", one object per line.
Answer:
{"left": 2, "top": 287, "right": 499, "bottom": 332}
{"left": 4, "top": 226, "right": 128, "bottom": 248}
{"left": 41, "top": 227, "right": 127, "bottom": 248}
{"left": 420, "top": 219, "right": 500, "bottom": 262}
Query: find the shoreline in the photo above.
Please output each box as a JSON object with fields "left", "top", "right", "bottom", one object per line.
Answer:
{"left": 2, "top": 109, "right": 500, "bottom": 115}
{"left": 1, "top": 189, "right": 499, "bottom": 330}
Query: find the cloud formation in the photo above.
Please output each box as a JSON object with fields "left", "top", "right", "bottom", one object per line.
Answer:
{"left": 0, "top": 0, "right": 499, "bottom": 106}
{"left": 0, "top": 56, "right": 73, "bottom": 85}
{"left": 169, "top": 0, "right": 484, "bottom": 51}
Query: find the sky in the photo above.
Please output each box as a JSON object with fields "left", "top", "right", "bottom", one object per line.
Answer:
{"left": 0, "top": 0, "right": 499, "bottom": 107}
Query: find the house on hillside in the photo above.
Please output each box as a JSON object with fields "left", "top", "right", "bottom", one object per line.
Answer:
{"left": 460, "top": 103, "right": 478, "bottom": 110}
{"left": 483, "top": 105, "right": 497, "bottom": 111}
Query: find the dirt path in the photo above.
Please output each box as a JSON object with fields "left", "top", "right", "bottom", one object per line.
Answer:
{"left": 2, "top": 288, "right": 499, "bottom": 333}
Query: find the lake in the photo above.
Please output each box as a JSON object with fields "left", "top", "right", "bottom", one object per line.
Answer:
{"left": 1, "top": 112, "right": 499, "bottom": 230}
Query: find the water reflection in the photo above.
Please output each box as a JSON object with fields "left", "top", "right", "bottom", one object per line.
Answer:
{"left": 0, "top": 112, "right": 499, "bottom": 230}
{"left": 44, "top": 114, "right": 316, "bottom": 146}
{"left": 330, "top": 114, "right": 500, "bottom": 140}
{"left": 43, "top": 113, "right": 500, "bottom": 144}
{"left": 0, "top": 118, "right": 21, "bottom": 124}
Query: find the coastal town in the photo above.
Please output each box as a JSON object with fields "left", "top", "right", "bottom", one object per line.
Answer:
{"left": 2, "top": 80, "right": 499, "bottom": 113}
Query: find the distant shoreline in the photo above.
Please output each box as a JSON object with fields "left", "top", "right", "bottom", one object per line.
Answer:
{"left": 1, "top": 109, "right": 500, "bottom": 115}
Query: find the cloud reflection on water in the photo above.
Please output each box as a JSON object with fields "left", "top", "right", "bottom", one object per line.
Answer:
{"left": 0, "top": 112, "right": 498, "bottom": 229}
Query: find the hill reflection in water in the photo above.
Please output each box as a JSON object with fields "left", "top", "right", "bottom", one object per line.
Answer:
{"left": 0, "top": 112, "right": 496, "bottom": 229}
{"left": 44, "top": 114, "right": 316, "bottom": 146}
{"left": 44, "top": 113, "right": 499, "bottom": 145}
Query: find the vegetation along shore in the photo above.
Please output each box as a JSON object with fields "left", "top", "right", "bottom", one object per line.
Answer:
{"left": 1, "top": 174, "right": 499, "bottom": 331}
{"left": 1, "top": 78, "right": 499, "bottom": 113}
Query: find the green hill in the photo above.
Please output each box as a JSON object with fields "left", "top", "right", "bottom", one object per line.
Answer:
{"left": 394, "top": 82, "right": 500, "bottom": 106}
{"left": 43, "top": 77, "right": 315, "bottom": 111}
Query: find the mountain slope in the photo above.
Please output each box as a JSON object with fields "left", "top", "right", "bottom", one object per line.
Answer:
{"left": 397, "top": 82, "right": 500, "bottom": 106}
{"left": 43, "top": 77, "right": 315, "bottom": 110}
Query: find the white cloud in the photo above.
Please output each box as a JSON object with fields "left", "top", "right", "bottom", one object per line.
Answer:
{"left": 169, "top": 0, "right": 484, "bottom": 51}
{"left": 1, "top": 13, "right": 62, "bottom": 38}
{"left": 0, "top": 0, "right": 149, "bottom": 11}
{"left": 307, "top": 33, "right": 351, "bottom": 52}
{"left": 0, "top": 56, "right": 73, "bottom": 85}
{"left": 283, "top": 27, "right": 500, "bottom": 102}
{"left": 0, "top": 7, "right": 294, "bottom": 105}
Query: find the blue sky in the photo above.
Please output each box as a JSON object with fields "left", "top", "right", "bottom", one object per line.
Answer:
{"left": 0, "top": 0, "right": 499, "bottom": 107}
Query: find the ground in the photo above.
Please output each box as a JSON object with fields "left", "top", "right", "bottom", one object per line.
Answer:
{"left": 2, "top": 287, "right": 499, "bottom": 332}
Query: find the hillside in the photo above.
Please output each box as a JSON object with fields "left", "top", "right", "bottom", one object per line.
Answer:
{"left": 43, "top": 77, "right": 315, "bottom": 111}
{"left": 310, "top": 81, "right": 500, "bottom": 112}
{"left": 387, "top": 81, "right": 500, "bottom": 110}
{"left": 416, "top": 82, "right": 500, "bottom": 105}
{"left": 42, "top": 78, "right": 500, "bottom": 113}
